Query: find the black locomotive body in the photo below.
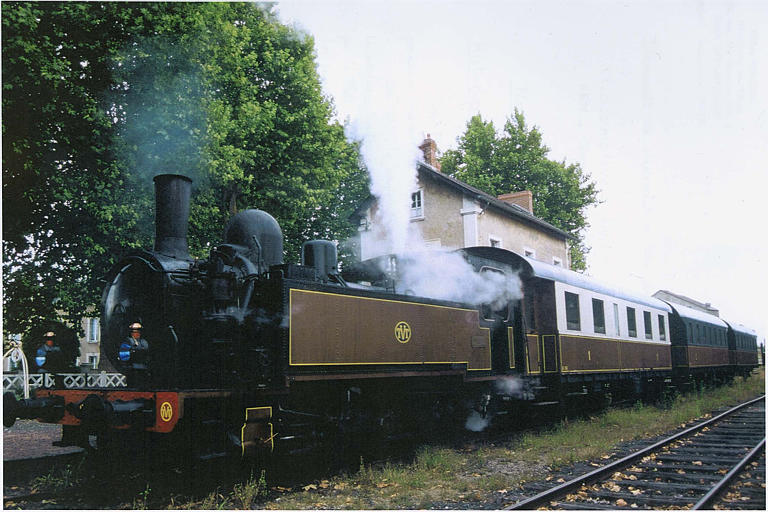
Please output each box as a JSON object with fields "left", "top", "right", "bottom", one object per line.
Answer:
{"left": 4, "top": 174, "right": 760, "bottom": 463}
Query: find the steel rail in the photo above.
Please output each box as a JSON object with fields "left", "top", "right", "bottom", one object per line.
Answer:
{"left": 692, "top": 437, "right": 765, "bottom": 510}
{"left": 504, "top": 394, "right": 765, "bottom": 510}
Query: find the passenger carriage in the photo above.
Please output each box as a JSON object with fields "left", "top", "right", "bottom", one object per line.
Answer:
{"left": 666, "top": 302, "right": 732, "bottom": 386}
{"left": 462, "top": 247, "right": 673, "bottom": 403}
{"left": 725, "top": 322, "right": 759, "bottom": 377}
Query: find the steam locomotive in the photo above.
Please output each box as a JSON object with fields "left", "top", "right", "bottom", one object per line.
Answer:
{"left": 4, "top": 174, "right": 760, "bottom": 464}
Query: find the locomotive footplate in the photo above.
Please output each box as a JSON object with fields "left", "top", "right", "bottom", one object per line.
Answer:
{"left": 30, "top": 389, "right": 183, "bottom": 433}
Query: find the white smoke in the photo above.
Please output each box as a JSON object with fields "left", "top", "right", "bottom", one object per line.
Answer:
{"left": 393, "top": 250, "right": 522, "bottom": 309}
{"left": 346, "top": 118, "right": 421, "bottom": 255}
{"left": 465, "top": 410, "right": 491, "bottom": 432}
{"left": 494, "top": 376, "right": 525, "bottom": 398}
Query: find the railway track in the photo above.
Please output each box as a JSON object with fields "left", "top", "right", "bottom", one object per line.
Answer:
{"left": 505, "top": 395, "right": 766, "bottom": 510}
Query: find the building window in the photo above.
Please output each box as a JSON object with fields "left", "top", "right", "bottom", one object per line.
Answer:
{"left": 552, "top": 257, "right": 562, "bottom": 267}
{"left": 592, "top": 298, "right": 605, "bottom": 334}
{"left": 88, "top": 318, "right": 99, "bottom": 343}
{"left": 627, "top": 307, "right": 637, "bottom": 337}
{"left": 88, "top": 355, "right": 98, "bottom": 370}
{"left": 565, "top": 291, "right": 581, "bottom": 330}
{"left": 410, "top": 190, "right": 423, "bottom": 219}
{"left": 658, "top": 314, "right": 666, "bottom": 341}
{"left": 489, "top": 235, "right": 502, "bottom": 248}
{"left": 643, "top": 311, "right": 653, "bottom": 339}
{"left": 524, "top": 247, "right": 535, "bottom": 258}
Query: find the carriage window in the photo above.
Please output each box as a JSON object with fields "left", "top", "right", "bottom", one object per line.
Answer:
{"left": 565, "top": 292, "right": 581, "bottom": 330}
{"left": 613, "top": 303, "right": 620, "bottom": 336}
{"left": 658, "top": 314, "right": 666, "bottom": 341}
{"left": 592, "top": 298, "right": 605, "bottom": 334}
{"left": 643, "top": 311, "right": 653, "bottom": 339}
{"left": 626, "top": 307, "right": 637, "bottom": 337}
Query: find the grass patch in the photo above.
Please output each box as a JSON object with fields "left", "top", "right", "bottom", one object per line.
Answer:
{"left": 182, "top": 369, "right": 764, "bottom": 509}
{"left": 518, "top": 370, "right": 764, "bottom": 470}
{"left": 31, "top": 457, "right": 86, "bottom": 493}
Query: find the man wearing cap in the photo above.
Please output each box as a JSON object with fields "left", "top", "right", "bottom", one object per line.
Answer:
{"left": 36, "top": 331, "right": 66, "bottom": 387}
{"left": 118, "top": 322, "right": 150, "bottom": 386}
{"left": 35, "top": 331, "right": 63, "bottom": 372}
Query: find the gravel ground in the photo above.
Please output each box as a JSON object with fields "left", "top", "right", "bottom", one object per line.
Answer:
{"left": 3, "top": 421, "right": 82, "bottom": 461}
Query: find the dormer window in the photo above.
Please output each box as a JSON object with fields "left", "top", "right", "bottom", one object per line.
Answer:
{"left": 410, "top": 190, "right": 424, "bottom": 219}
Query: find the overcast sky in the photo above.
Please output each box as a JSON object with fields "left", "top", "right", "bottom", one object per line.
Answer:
{"left": 276, "top": 0, "right": 768, "bottom": 344}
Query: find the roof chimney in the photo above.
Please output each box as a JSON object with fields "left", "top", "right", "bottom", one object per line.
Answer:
{"left": 419, "top": 134, "right": 441, "bottom": 171}
{"left": 498, "top": 190, "right": 533, "bottom": 213}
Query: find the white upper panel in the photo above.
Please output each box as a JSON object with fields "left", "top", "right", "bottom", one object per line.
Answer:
{"left": 554, "top": 280, "right": 671, "bottom": 344}
{"left": 522, "top": 255, "right": 672, "bottom": 312}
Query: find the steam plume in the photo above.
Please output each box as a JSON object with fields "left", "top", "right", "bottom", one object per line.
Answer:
{"left": 394, "top": 250, "right": 522, "bottom": 308}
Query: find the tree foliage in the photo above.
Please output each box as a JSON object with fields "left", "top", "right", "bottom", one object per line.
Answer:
{"left": 440, "top": 110, "right": 598, "bottom": 270}
{"left": 2, "top": 2, "right": 367, "bottom": 348}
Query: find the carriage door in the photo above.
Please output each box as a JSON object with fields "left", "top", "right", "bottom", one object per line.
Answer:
{"left": 480, "top": 267, "right": 512, "bottom": 372}
{"left": 542, "top": 335, "right": 559, "bottom": 373}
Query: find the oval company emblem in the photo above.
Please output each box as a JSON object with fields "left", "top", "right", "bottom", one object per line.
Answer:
{"left": 394, "top": 321, "right": 412, "bottom": 344}
{"left": 160, "top": 401, "right": 173, "bottom": 422}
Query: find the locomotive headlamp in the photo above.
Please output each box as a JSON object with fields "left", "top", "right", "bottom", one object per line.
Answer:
{"left": 118, "top": 341, "right": 132, "bottom": 362}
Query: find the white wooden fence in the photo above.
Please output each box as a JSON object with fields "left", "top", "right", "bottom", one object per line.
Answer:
{"left": 2, "top": 372, "right": 127, "bottom": 391}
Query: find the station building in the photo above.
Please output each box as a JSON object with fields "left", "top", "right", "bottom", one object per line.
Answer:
{"left": 652, "top": 290, "right": 720, "bottom": 317}
{"left": 350, "top": 136, "right": 574, "bottom": 267}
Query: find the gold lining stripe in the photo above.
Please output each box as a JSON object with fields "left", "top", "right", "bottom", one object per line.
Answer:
{"left": 559, "top": 334, "right": 671, "bottom": 347}
{"left": 562, "top": 367, "right": 672, "bottom": 374}
{"left": 291, "top": 288, "right": 483, "bottom": 312}
{"left": 507, "top": 327, "right": 515, "bottom": 369}
{"left": 240, "top": 406, "right": 273, "bottom": 457}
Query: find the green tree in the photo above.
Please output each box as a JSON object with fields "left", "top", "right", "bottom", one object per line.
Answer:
{"left": 2, "top": 2, "right": 366, "bottom": 349}
{"left": 440, "top": 110, "right": 598, "bottom": 270}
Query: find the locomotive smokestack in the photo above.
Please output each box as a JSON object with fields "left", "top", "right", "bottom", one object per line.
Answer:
{"left": 153, "top": 174, "right": 192, "bottom": 259}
